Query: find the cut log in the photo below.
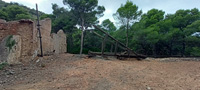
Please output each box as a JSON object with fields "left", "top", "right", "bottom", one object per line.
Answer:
{"left": 88, "top": 51, "right": 146, "bottom": 59}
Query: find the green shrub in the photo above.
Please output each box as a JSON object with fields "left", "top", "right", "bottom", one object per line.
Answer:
{"left": 6, "top": 35, "right": 16, "bottom": 52}
{"left": 191, "top": 47, "right": 200, "bottom": 56}
{"left": 0, "top": 62, "right": 8, "bottom": 70}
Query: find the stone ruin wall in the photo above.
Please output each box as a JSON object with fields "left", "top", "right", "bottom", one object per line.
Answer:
{"left": 39, "top": 19, "right": 67, "bottom": 55}
{"left": 52, "top": 30, "right": 67, "bottom": 54}
{"left": 0, "top": 18, "right": 67, "bottom": 64}
{"left": 39, "top": 19, "right": 53, "bottom": 55}
{"left": 0, "top": 19, "right": 38, "bottom": 59}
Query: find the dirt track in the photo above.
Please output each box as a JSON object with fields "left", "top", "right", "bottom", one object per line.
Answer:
{"left": 0, "top": 54, "right": 200, "bottom": 90}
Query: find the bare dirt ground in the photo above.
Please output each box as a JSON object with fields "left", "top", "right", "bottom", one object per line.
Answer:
{"left": 0, "top": 54, "right": 200, "bottom": 90}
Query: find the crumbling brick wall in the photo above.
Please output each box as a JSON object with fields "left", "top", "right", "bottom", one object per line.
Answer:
{"left": 0, "top": 18, "right": 67, "bottom": 64}
{"left": 0, "top": 19, "right": 37, "bottom": 59}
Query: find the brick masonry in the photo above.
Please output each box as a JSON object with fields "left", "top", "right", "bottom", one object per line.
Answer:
{"left": 0, "top": 18, "right": 67, "bottom": 64}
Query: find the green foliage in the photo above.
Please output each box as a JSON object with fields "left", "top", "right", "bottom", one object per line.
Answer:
{"left": 113, "top": 0, "right": 142, "bottom": 46}
{"left": 114, "top": 1, "right": 142, "bottom": 24}
{"left": 40, "top": 3, "right": 78, "bottom": 53}
{"left": 0, "top": 0, "right": 8, "bottom": 8}
{"left": 113, "top": 26, "right": 126, "bottom": 43}
{"left": 0, "top": 62, "right": 8, "bottom": 70}
{"left": 34, "top": 1, "right": 200, "bottom": 56}
{"left": 101, "top": 19, "right": 116, "bottom": 33}
{"left": 185, "top": 20, "right": 200, "bottom": 35}
{"left": 40, "top": 14, "right": 55, "bottom": 20}
{"left": 0, "top": 0, "right": 44, "bottom": 21}
{"left": 0, "top": 10, "right": 8, "bottom": 20}
{"left": 0, "top": 0, "right": 199, "bottom": 57}
{"left": 63, "top": 0, "right": 105, "bottom": 28}
{"left": 170, "top": 8, "right": 200, "bottom": 56}
{"left": 63, "top": 0, "right": 105, "bottom": 54}
{"left": 173, "top": 8, "right": 200, "bottom": 29}
{"left": 50, "top": 4, "right": 76, "bottom": 33}
{"left": 190, "top": 47, "right": 200, "bottom": 56}
{"left": 15, "top": 14, "right": 31, "bottom": 20}
{"left": 72, "top": 30, "right": 82, "bottom": 46}
{"left": 127, "top": 8, "right": 200, "bottom": 56}
{"left": 56, "top": 2, "right": 199, "bottom": 56}
{"left": 6, "top": 35, "right": 16, "bottom": 52}
{"left": 142, "top": 9, "right": 165, "bottom": 27}
{"left": 0, "top": 5, "right": 32, "bottom": 21}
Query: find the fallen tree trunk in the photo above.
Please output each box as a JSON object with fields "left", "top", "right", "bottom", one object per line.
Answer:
{"left": 88, "top": 51, "right": 146, "bottom": 59}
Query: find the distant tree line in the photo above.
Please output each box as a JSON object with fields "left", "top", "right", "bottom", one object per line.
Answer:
{"left": 0, "top": 0, "right": 44, "bottom": 21}
{"left": 0, "top": 0, "right": 199, "bottom": 56}
{"left": 112, "top": 1, "right": 200, "bottom": 56}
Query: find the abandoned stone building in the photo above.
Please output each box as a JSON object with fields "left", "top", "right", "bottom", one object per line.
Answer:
{"left": 0, "top": 18, "right": 67, "bottom": 64}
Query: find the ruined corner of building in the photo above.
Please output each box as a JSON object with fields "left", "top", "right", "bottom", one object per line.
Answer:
{"left": 0, "top": 18, "right": 67, "bottom": 64}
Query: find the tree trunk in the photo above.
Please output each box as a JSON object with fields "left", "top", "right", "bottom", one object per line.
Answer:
{"left": 80, "top": 18, "right": 84, "bottom": 55}
{"left": 182, "top": 36, "right": 185, "bottom": 57}
{"left": 126, "top": 20, "right": 129, "bottom": 47}
{"left": 110, "top": 44, "right": 113, "bottom": 53}
{"left": 180, "top": 27, "right": 185, "bottom": 57}
{"left": 169, "top": 41, "right": 172, "bottom": 56}
{"left": 67, "top": 34, "right": 73, "bottom": 53}
{"left": 101, "top": 35, "right": 107, "bottom": 56}
{"left": 114, "top": 42, "right": 118, "bottom": 55}
{"left": 153, "top": 44, "right": 156, "bottom": 57}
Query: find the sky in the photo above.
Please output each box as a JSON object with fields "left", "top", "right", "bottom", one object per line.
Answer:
{"left": 2, "top": 0, "right": 200, "bottom": 24}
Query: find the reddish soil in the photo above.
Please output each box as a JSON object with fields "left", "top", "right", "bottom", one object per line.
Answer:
{"left": 0, "top": 54, "right": 200, "bottom": 90}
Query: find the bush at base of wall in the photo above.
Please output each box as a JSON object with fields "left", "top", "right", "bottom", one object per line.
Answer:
{"left": 5, "top": 35, "right": 16, "bottom": 52}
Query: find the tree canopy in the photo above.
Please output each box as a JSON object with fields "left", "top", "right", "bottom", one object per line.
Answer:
{"left": 113, "top": 0, "right": 142, "bottom": 46}
{"left": 0, "top": 0, "right": 44, "bottom": 21}
{"left": 101, "top": 19, "right": 116, "bottom": 33}
{"left": 0, "top": 5, "right": 31, "bottom": 21}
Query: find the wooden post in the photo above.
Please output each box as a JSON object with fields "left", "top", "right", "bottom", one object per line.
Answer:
{"left": 114, "top": 42, "right": 118, "bottom": 55}
{"left": 36, "top": 4, "right": 43, "bottom": 57}
{"left": 110, "top": 44, "right": 113, "bottom": 53}
{"left": 80, "top": 30, "right": 84, "bottom": 55}
{"left": 92, "top": 26, "right": 146, "bottom": 59}
{"left": 128, "top": 49, "right": 130, "bottom": 57}
{"left": 93, "top": 25, "right": 138, "bottom": 56}
{"left": 101, "top": 35, "right": 107, "bottom": 56}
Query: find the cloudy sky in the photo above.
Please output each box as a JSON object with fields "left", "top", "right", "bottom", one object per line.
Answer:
{"left": 3, "top": 0, "right": 200, "bottom": 23}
